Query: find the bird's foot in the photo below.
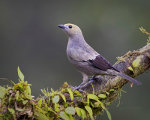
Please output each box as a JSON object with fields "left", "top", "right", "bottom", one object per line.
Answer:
{"left": 70, "top": 81, "right": 87, "bottom": 91}
{"left": 70, "top": 85, "right": 80, "bottom": 90}
{"left": 70, "top": 85, "right": 85, "bottom": 93}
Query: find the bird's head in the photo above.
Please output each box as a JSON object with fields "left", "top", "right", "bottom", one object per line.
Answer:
{"left": 58, "top": 23, "right": 83, "bottom": 37}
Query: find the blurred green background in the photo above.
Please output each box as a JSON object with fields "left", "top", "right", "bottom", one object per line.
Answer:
{"left": 0, "top": 0, "right": 150, "bottom": 120}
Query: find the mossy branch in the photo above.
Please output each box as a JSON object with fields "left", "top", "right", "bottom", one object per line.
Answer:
{"left": 0, "top": 28, "right": 150, "bottom": 120}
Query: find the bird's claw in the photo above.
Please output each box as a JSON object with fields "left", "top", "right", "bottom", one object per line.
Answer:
{"left": 70, "top": 85, "right": 85, "bottom": 93}
{"left": 70, "top": 85, "right": 80, "bottom": 90}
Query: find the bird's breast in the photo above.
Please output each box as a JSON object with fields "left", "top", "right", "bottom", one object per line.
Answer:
{"left": 67, "top": 46, "right": 96, "bottom": 62}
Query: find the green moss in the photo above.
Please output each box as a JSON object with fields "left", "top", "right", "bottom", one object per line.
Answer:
{"left": 132, "top": 56, "right": 141, "bottom": 68}
{"left": 0, "top": 67, "right": 125, "bottom": 120}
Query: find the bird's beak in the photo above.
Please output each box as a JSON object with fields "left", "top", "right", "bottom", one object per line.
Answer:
{"left": 57, "top": 24, "right": 66, "bottom": 29}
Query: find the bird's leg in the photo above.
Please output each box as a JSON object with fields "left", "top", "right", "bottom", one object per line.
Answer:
{"left": 72, "top": 73, "right": 88, "bottom": 90}
{"left": 88, "top": 75, "right": 97, "bottom": 81}
{"left": 81, "top": 73, "right": 89, "bottom": 86}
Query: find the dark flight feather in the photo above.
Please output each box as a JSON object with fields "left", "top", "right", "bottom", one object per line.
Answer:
{"left": 89, "top": 55, "right": 118, "bottom": 71}
{"left": 89, "top": 55, "right": 141, "bottom": 85}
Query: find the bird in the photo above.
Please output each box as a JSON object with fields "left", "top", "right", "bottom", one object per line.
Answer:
{"left": 58, "top": 23, "right": 141, "bottom": 88}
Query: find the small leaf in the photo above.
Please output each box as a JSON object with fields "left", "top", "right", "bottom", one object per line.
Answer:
{"left": 68, "top": 114, "right": 75, "bottom": 120}
{"left": 23, "top": 100, "right": 28, "bottom": 105}
{"left": 17, "top": 66, "right": 24, "bottom": 81}
{"left": 38, "top": 98, "right": 43, "bottom": 107}
{"left": 65, "top": 107, "right": 75, "bottom": 115}
{"left": 91, "top": 83, "right": 95, "bottom": 94}
{"left": 80, "top": 108, "right": 87, "bottom": 119}
{"left": 87, "top": 94, "right": 99, "bottom": 105}
{"left": 8, "top": 107, "right": 16, "bottom": 120}
{"left": 59, "top": 111, "right": 70, "bottom": 120}
{"left": 26, "top": 86, "right": 31, "bottom": 95}
{"left": 59, "top": 93, "right": 66, "bottom": 103}
{"left": 98, "top": 94, "right": 107, "bottom": 99}
{"left": 54, "top": 103, "right": 60, "bottom": 112}
{"left": 100, "top": 102, "right": 112, "bottom": 120}
{"left": 132, "top": 57, "right": 141, "bottom": 68}
{"left": 8, "top": 107, "right": 15, "bottom": 114}
{"left": 85, "top": 106, "right": 94, "bottom": 120}
{"left": 51, "top": 88, "right": 55, "bottom": 93}
{"left": 15, "top": 91, "right": 20, "bottom": 101}
{"left": 47, "top": 107, "right": 56, "bottom": 114}
{"left": 67, "top": 88, "right": 73, "bottom": 101}
{"left": 88, "top": 94, "right": 99, "bottom": 101}
{"left": 75, "top": 107, "right": 87, "bottom": 119}
{"left": 35, "top": 112, "right": 49, "bottom": 120}
{"left": 52, "top": 95, "right": 60, "bottom": 103}
{"left": 109, "top": 89, "right": 115, "bottom": 92}
{"left": 16, "top": 107, "right": 24, "bottom": 112}
{"left": 128, "top": 66, "right": 134, "bottom": 72}
{"left": 75, "top": 107, "right": 81, "bottom": 117}
{"left": 94, "top": 102, "right": 100, "bottom": 107}
{"left": 0, "top": 86, "right": 7, "bottom": 98}
{"left": 105, "top": 109, "right": 112, "bottom": 120}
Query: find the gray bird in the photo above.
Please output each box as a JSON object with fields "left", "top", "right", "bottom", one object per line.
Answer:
{"left": 58, "top": 23, "right": 141, "bottom": 88}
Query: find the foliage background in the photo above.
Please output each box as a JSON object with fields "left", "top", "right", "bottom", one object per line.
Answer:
{"left": 0, "top": 0, "right": 150, "bottom": 119}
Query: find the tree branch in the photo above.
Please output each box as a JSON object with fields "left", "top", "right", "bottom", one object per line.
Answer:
{"left": 0, "top": 37, "right": 150, "bottom": 120}
{"left": 81, "top": 43, "right": 150, "bottom": 93}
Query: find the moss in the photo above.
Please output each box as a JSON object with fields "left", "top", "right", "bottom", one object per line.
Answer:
{"left": 139, "top": 27, "right": 150, "bottom": 44}
{"left": 132, "top": 56, "right": 141, "bottom": 68}
{"left": 0, "top": 67, "right": 116, "bottom": 120}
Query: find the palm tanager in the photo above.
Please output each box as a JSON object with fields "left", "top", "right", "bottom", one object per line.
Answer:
{"left": 58, "top": 23, "right": 141, "bottom": 88}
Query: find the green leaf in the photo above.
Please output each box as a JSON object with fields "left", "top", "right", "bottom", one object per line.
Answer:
{"left": 80, "top": 108, "right": 87, "bottom": 119}
{"left": 38, "top": 98, "right": 43, "bottom": 107}
{"left": 68, "top": 114, "right": 75, "bottom": 120}
{"left": 128, "top": 66, "right": 134, "bottom": 72}
{"left": 35, "top": 112, "right": 50, "bottom": 120}
{"left": 88, "top": 94, "right": 99, "bottom": 101}
{"left": 67, "top": 88, "right": 74, "bottom": 101}
{"left": 132, "top": 57, "right": 141, "bottom": 68}
{"left": 23, "top": 100, "right": 28, "bottom": 105}
{"left": 8, "top": 107, "right": 16, "bottom": 120}
{"left": 100, "top": 102, "right": 112, "bottom": 120}
{"left": 105, "top": 109, "right": 112, "bottom": 120}
{"left": 16, "top": 107, "right": 24, "bottom": 112}
{"left": 0, "top": 86, "right": 7, "bottom": 98}
{"left": 91, "top": 83, "right": 95, "bottom": 94}
{"left": 15, "top": 91, "right": 20, "bottom": 101}
{"left": 65, "top": 107, "right": 75, "bottom": 115}
{"left": 47, "top": 107, "right": 56, "bottom": 114}
{"left": 98, "top": 94, "right": 107, "bottom": 99}
{"left": 54, "top": 103, "right": 59, "bottom": 112}
{"left": 26, "top": 86, "right": 31, "bottom": 95}
{"left": 51, "top": 88, "right": 55, "bottom": 93}
{"left": 85, "top": 106, "right": 94, "bottom": 120}
{"left": 52, "top": 95, "right": 60, "bottom": 103}
{"left": 8, "top": 107, "right": 15, "bottom": 114}
{"left": 109, "top": 89, "right": 115, "bottom": 92}
{"left": 17, "top": 66, "right": 24, "bottom": 81}
{"left": 59, "top": 93, "right": 66, "bottom": 103}
{"left": 59, "top": 111, "right": 70, "bottom": 120}
{"left": 75, "top": 107, "right": 87, "bottom": 119}
{"left": 75, "top": 107, "right": 81, "bottom": 117}
{"left": 87, "top": 94, "right": 99, "bottom": 105}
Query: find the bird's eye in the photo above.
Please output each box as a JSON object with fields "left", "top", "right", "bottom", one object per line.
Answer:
{"left": 68, "top": 25, "right": 72, "bottom": 29}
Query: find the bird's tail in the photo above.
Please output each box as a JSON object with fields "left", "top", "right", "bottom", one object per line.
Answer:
{"left": 106, "top": 69, "right": 142, "bottom": 85}
{"left": 116, "top": 72, "right": 142, "bottom": 85}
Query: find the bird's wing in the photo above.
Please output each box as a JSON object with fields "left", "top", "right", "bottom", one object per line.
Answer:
{"left": 89, "top": 55, "right": 115, "bottom": 71}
